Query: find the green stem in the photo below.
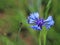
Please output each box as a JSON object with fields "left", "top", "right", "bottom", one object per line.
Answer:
{"left": 43, "top": 30, "right": 47, "bottom": 45}
{"left": 15, "top": 30, "right": 20, "bottom": 45}
{"left": 39, "top": 27, "right": 47, "bottom": 45}
{"left": 45, "top": 0, "right": 52, "bottom": 19}
{"left": 39, "top": 32, "right": 41, "bottom": 45}
{"left": 15, "top": 23, "right": 22, "bottom": 45}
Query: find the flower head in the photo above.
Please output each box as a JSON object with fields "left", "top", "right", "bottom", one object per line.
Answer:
{"left": 28, "top": 12, "right": 54, "bottom": 30}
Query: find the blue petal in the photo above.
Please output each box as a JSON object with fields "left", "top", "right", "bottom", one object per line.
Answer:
{"left": 28, "top": 12, "right": 39, "bottom": 24}
{"left": 44, "top": 16, "right": 54, "bottom": 25}
{"left": 28, "top": 17, "right": 35, "bottom": 24}
{"left": 44, "top": 16, "right": 54, "bottom": 29}
{"left": 29, "top": 12, "right": 39, "bottom": 20}
{"left": 45, "top": 16, "right": 53, "bottom": 21}
{"left": 33, "top": 12, "right": 39, "bottom": 19}
{"left": 31, "top": 25, "right": 41, "bottom": 30}
{"left": 47, "top": 20, "right": 54, "bottom": 25}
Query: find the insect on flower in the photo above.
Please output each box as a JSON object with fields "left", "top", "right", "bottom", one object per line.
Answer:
{"left": 28, "top": 12, "right": 54, "bottom": 30}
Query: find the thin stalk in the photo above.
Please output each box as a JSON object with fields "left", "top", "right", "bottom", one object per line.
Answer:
{"left": 39, "top": 27, "right": 47, "bottom": 45}
{"left": 16, "top": 28, "right": 21, "bottom": 45}
{"left": 45, "top": 0, "right": 52, "bottom": 19}
{"left": 15, "top": 23, "right": 22, "bottom": 45}
{"left": 39, "top": 32, "right": 41, "bottom": 45}
{"left": 43, "top": 29, "right": 47, "bottom": 45}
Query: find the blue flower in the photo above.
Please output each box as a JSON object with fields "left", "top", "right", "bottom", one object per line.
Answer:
{"left": 28, "top": 12, "right": 54, "bottom": 30}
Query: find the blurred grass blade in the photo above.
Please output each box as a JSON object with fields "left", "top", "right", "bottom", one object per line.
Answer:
{"left": 45, "top": 0, "right": 52, "bottom": 19}
{"left": 0, "top": 35, "right": 16, "bottom": 45}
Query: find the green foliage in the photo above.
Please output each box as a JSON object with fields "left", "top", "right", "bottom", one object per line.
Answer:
{"left": 0, "top": 35, "right": 16, "bottom": 45}
{"left": 0, "top": 0, "right": 60, "bottom": 45}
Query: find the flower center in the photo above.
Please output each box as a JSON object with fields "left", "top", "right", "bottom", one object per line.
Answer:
{"left": 35, "top": 18, "right": 44, "bottom": 29}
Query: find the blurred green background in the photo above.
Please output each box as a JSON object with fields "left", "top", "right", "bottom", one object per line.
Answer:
{"left": 0, "top": 0, "right": 60, "bottom": 45}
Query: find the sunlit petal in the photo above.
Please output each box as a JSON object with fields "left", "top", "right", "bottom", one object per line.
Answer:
{"left": 44, "top": 16, "right": 54, "bottom": 29}
{"left": 33, "top": 12, "right": 39, "bottom": 19}
{"left": 44, "top": 16, "right": 54, "bottom": 26}
{"left": 45, "top": 16, "right": 53, "bottom": 21}
{"left": 28, "top": 17, "right": 35, "bottom": 24}
{"left": 29, "top": 12, "right": 39, "bottom": 20}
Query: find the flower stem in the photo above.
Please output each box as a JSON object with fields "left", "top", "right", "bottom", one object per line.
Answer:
{"left": 15, "top": 23, "right": 22, "bottom": 45}
{"left": 43, "top": 30, "right": 47, "bottom": 45}
{"left": 39, "top": 32, "right": 41, "bottom": 45}
{"left": 39, "top": 27, "right": 47, "bottom": 45}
